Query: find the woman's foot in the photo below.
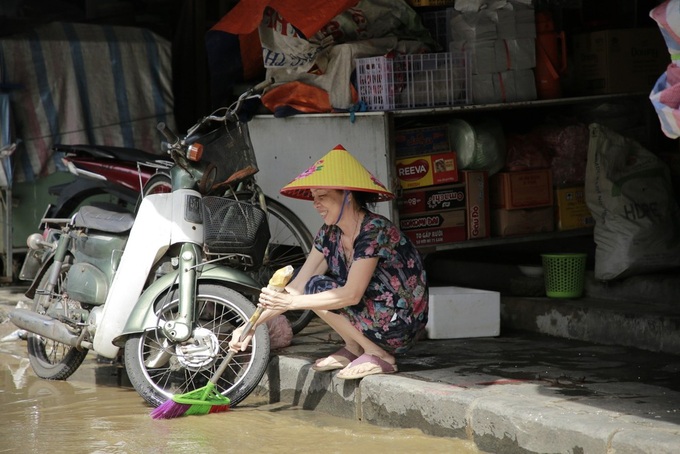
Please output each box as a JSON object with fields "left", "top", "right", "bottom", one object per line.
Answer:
{"left": 312, "top": 347, "right": 360, "bottom": 372}
{"left": 336, "top": 354, "right": 397, "bottom": 380}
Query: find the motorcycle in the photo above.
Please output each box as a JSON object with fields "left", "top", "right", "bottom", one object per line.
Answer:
{"left": 23, "top": 129, "right": 313, "bottom": 335}
{"left": 47, "top": 143, "right": 173, "bottom": 218}
{"left": 10, "top": 81, "right": 294, "bottom": 407}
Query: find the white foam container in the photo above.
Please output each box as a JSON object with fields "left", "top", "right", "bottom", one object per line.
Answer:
{"left": 425, "top": 286, "right": 500, "bottom": 339}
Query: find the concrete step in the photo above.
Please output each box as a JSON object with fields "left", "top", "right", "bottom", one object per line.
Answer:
{"left": 501, "top": 296, "right": 680, "bottom": 355}
{"left": 426, "top": 255, "right": 680, "bottom": 355}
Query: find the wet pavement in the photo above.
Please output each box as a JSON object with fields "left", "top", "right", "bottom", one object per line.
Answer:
{"left": 0, "top": 286, "right": 481, "bottom": 454}
{"left": 2, "top": 285, "right": 680, "bottom": 453}
{"left": 257, "top": 314, "right": 680, "bottom": 454}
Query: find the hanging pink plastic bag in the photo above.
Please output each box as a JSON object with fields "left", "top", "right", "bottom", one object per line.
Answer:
{"left": 649, "top": 0, "right": 680, "bottom": 138}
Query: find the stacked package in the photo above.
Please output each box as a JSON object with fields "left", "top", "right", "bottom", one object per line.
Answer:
{"left": 447, "top": 0, "right": 537, "bottom": 104}
{"left": 394, "top": 124, "right": 490, "bottom": 249}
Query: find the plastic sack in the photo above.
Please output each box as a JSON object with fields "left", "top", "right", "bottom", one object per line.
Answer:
{"left": 448, "top": 117, "right": 506, "bottom": 175}
{"left": 265, "top": 38, "right": 428, "bottom": 111}
{"left": 217, "top": 0, "right": 359, "bottom": 37}
{"left": 650, "top": 64, "right": 680, "bottom": 139}
{"left": 538, "top": 123, "right": 589, "bottom": 186}
{"left": 585, "top": 123, "right": 680, "bottom": 281}
{"left": 259, "top": 0, "right": 436, "bottom": 71}
{"left": 261, "top": 80, "right": 333, "bottom": 115}
{"left": 258, "top": 0, "right": 436, "bottom": 111}
{"left": 504, "top": 132, "right": 550, "bottom": 171}
{"left": 650, "top": 0, "right": 680, "bottom": 55}
{"left": 266, "top": 314, "right": 293, "bottom": 349}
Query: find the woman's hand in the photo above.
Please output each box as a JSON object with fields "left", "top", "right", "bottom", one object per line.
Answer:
{"left": 228, "top": 325, "right": 254, "bottom": 352}
{"left": 259, "top": 286, "right": 294, "bottom": 312}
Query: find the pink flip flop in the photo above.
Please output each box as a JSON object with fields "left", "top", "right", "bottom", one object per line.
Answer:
{"left": 336, "top": 354, "right": 397, "bottom": 380}
{"left": 312, "top": 347, "right": 359, "bottom": 372}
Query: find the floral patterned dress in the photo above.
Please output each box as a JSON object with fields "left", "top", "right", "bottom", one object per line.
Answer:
{"left": 305, "top": 211, "right": 428, "bottom": 354}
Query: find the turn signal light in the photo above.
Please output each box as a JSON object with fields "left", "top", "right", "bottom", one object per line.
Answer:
{"left": 187, "top": 144, "right": 203, "bottom": 161}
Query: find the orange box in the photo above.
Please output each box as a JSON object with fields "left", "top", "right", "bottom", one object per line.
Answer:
{"left": 490, "top": 169, "right": 553, "bottom": 209}
{"left": 491, "top": 206, "right": 554, "bottom": 237}
{"left": 395, "top": 152, "right": 458, "bottom": 189}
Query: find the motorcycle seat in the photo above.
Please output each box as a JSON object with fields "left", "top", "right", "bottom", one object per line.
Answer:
{"left": 53, "top": 143, "right": 172, "bottom": 168}
{"left": 73, "top": 205, "right": 135, "bottom": 233}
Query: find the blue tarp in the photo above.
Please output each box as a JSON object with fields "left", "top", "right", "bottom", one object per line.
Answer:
{"left": 0, "top": 22, "right": 175, "bottom": 182}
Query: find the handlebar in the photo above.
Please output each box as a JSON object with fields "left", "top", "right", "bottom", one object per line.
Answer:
{"left": 157, "top": 78, "right": 274, "bottom": 155}
{"left": 156, "top": 122, "right": 180, "bottom": 145}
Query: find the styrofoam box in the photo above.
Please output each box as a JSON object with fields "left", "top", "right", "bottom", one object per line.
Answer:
{"left": 425, "top": 286, "right": 500, "bottom": 339}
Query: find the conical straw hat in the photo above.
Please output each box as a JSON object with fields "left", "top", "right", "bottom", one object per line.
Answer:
{"left": 280, "top": 145, "right": 394, "bottom": 202}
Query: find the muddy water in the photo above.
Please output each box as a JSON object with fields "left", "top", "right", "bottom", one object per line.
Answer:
{"left": 0, "top": 338, "right": 482, "bottom": 454}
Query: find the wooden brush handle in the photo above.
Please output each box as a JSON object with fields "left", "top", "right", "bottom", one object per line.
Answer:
{"left": 210, "top": 305, "right": 265, "bottom": 385}
{"left": 238, "top": 306, "right": 265, "bottom": 342}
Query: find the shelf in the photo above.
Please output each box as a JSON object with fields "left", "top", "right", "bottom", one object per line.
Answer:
{"left": 390, "top": 92, "right": 648, "bottom": 118}
{"left": 418, "top": 227, "right": 594, "bottom": 253}
{"left": 252, "top": 93, "right": 648, "bottom": 121}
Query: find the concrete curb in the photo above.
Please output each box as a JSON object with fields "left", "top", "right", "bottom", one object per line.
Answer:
{"left": 257, "top": 355, "right": 680, "bottom": 454}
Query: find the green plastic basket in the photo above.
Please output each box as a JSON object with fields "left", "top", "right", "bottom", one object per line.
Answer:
{"left": 541, "top": 253, "right": 587, "bottom": 298}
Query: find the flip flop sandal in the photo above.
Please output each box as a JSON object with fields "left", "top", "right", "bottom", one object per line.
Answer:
{"left": 336, "top": 354, "right": 397, "bottom": 380}
{"left": 312, "top": 347, "right": 359, "bottom": 372}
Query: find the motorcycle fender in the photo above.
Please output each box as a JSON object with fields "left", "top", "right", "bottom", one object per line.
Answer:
{"left": 112, "top": 265, "right": 261, "bottom": 347}
{"left": 24, "top": 251, "right": 57, "bottom": 299}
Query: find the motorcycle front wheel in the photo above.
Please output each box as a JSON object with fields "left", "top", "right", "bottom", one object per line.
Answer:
{"left": 124, "top": 284, "right": 270, "bottom": 408}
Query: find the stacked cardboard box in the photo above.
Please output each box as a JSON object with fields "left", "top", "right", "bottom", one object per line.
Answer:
{"left": 572, "top": 28, "right": 668, "bottom": 96}
{"left": 489, "top": 169, "right": 554, "bottom": 237}
{"left": 447, "top": 2, "right": 537, "bottom": 103}
{"left": 554, "top": 185, "right": 594, "bottom": 231}
{"left": 395, "top": 125, "right": 490, "bottom": 248}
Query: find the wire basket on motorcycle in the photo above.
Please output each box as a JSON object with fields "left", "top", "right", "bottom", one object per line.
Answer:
{"left": 202, "top": 196, "right": 270, "bottom": 268}
{"left": 191, "top": 120, "right": 258, "bottom": 188}
{"left": 181, "top": 79, "right": 273, "bottom": 190}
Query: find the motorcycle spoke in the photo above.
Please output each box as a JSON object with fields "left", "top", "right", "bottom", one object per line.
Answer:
{"left": 138, "top": 291, "right": 257, "bottom": 397}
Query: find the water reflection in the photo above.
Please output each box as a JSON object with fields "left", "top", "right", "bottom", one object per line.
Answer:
{"left": 0, "top": 338, "right": 483, "bottom": 454}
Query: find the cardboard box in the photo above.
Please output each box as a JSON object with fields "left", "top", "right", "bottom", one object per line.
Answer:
{"left": 463, "top": 170, "right": 490, "bottom": 240}
{"left": 490, "top": 169, "right": 553, "bottom": 209}
{"left": 572, "top": 28, "right": 668, "bottom": 95}
{"left": 554, "top": 185, "right": 595, "bottom": 231}
{"left": 399, "top": 184, "right": 466, "bottom": 214}
{"left": 398, "top": 170, "right": 490, "bottom": 240}
{"left": 400, "top": 209, "right": 466, "bottom": 247}
{"left": 492, "top": 206, "right": 554, "bottom": 237}
{"left": 395, "top": 124, "right": 450, "bottom": 157}
{"left": 425, "top": 286, "right": 500, "bottom": 339}
{"left": 396, "top": 152, "right": 459, "bottom": 189}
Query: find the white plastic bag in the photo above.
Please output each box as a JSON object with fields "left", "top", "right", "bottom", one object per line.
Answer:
{"left": 585, "top": 123, "right": 680, "bottom": 280}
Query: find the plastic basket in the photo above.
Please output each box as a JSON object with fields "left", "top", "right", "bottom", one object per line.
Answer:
{"left": 355, "top": 51, "right": 471, "bottom": 111}
{"left": 202, "top": 196, "right": 270, "bottom": 268}
{"left": 195, "top": 121, "right": 258, "bottom": 187}
{"left": 541, "top": 253, "right": 587, "bottom": 298}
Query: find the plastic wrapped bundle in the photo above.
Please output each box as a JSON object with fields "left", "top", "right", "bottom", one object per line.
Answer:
{"left": 448, "top": 118, "right": 506, "bottom": 175}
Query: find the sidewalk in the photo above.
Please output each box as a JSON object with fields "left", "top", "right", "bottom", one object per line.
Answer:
{"left": 257, "top": 318, "right": 680, "bottom": 454}
{"left": 2, "top": 286, "right": 679, "bottom": 453}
